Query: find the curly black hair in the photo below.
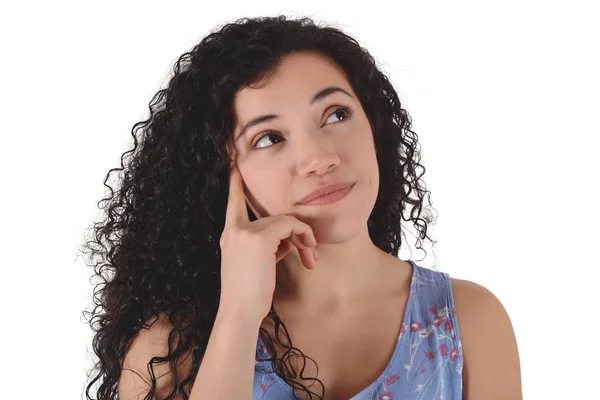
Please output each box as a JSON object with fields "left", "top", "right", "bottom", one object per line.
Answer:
{"left": 80, "top": 14, "right": 437, "bottom": 400}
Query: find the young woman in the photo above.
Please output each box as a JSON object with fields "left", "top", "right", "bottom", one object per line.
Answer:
{"left": 82, "top": 15, "right": 522, "bottom": 400}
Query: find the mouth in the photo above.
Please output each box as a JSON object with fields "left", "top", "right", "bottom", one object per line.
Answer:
{"left": 297, "top": 182, "right": 355, "bottom": 206}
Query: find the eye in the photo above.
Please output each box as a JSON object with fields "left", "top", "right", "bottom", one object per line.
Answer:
{"left": 251, "top": 105, "right": 354, "bottom": 149}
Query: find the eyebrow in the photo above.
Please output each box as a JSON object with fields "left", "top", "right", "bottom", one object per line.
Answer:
{"left": 234, "top": 86, "right": 354, "bottom": 142}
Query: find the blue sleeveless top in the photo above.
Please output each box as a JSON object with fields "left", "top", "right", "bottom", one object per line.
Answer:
{"left": 250, "top": 260, "right": 464, "bottom": 399}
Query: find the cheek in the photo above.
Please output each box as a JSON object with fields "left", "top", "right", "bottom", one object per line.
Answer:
{"left": 352, "top": 136, "right": 379, "bottom": 191}
{"left": 243, "top": 172, "right": 288, "bottom": 206}
{"left": 348, "top": 132, "right": 377, "bottom": 166}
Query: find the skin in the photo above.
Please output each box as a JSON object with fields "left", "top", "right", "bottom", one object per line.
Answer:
{"left": 225, "top": 49, "right": 523, "bottom": 399}
{"left": 119, "top": 50, "right": 522, "bottom": 400}
{"left": 227, "top": 50, "right": 407, "bottom": 317}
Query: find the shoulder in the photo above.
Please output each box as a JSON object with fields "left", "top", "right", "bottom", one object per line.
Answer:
{"left": 119, "top": 312, "right": 195, "bottom": 399}
{"left": 450, "top": 277, "right": 523, "bottom": 399}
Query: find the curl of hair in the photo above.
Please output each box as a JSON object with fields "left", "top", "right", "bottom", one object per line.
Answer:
{"left": 80, "top": 14, "right": 437, "bottom": 400}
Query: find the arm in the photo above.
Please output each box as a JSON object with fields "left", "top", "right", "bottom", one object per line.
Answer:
{"left": 189, "top": 310, "right": 261, "bottom": 399}
{"left": 118, "top": 312, "right": 196, "bottom": 400}
{"left": 451, "top": 278, "right": 523, "bottom": 399}
{"left": 118, "top": 311, "right": 261, "bottom": 400}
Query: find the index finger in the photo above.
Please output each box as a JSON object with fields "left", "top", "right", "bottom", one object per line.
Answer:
{"left": 224, "top": 162, "right": 250, "bottom": 228}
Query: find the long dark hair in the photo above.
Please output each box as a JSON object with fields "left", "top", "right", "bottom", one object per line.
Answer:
{"left": 81, "top": 15, "right": 437, "bottom": 400}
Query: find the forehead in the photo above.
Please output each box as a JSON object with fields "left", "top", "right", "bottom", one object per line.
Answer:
{"left": 232, "top": 51, "right": 351, "bottom": 115}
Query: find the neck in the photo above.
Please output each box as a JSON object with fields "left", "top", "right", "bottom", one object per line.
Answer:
{"left": 272, "top": 227, "right": 394, "bottom": 316}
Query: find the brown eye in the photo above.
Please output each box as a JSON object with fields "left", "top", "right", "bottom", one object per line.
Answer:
{"left": 251, "top": 105, "right": 353, "bottom": 150}
{"left": 252, "top": 131, "right": 283, "bottom": 149}
{"left": 324, "top": 106, "right": 352, "bottom": 125}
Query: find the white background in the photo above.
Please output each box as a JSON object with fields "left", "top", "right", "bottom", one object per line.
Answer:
{"left": 1, "top": 0, "right": 598, "bottom": 398}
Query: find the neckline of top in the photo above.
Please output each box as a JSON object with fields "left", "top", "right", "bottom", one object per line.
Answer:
{"left": 256, "top": 259, "right": 420, "bottom": 399}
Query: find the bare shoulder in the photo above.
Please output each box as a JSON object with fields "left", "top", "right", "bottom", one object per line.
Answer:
{"left": 119, "top": 312, "right": 195, "bottom": 400}
{"left": 450, "top": 278, "right": 523, "bottom": 400}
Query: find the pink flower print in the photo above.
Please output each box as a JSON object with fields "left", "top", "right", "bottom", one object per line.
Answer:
{"left": 418, "top": 325, "right": 433, "bottom": 338}
{"left": 408, "top": 351, "right": 436, "bottom": 389}
{"left": 450, "top": 347, "right": 460, "bottom": 361}
{"left": 260, "top": 380, "right": 278, "bottom": 398}
{"left": 400, "top": 324, "right": 406, "bottom": 334}
{"left": 439, "top": 344, "right": 449, "bottom": 356}
{"left": 429, "top": 305, "right": 438, "bottom": 315}
{"left": 432, "top": 317, "right": 443, "bottom": 327}
{"left": 438, "top": 306, "right": 450, "bottom": 320}
{"left": 452, "top": 309, "right": 456, "bottom": 317}
{"left": 410, "top": 321, "right": 422, "bottom": 332}
{"left": 386, "top": 374, "right": 400, "bottom": 386}
{"left": 378, "top": 391, "right": 393, "bottom": 400}
{"left": 444, "top": 320, "right": 453, "bottom": 331}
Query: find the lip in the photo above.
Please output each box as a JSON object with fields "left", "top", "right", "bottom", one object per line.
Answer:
{"left": 297, "top": 181, "right": 355, "bottom": 205}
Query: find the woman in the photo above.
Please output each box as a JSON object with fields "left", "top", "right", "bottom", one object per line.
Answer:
{"left": 82, "top": 15, "right": 522, "bottom": 400}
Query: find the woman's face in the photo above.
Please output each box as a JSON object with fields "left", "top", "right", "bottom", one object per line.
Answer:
{"left": 228, "top": 51, "right": 380, "bottom": 243}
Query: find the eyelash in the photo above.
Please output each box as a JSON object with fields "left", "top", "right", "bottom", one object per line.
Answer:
{"left": 251, "top": 105, "right": 354, "bottom": 149}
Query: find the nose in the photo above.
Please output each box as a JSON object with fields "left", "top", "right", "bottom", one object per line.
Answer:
{"left": 295, "top": 129, "right": 340, "bottom": 177}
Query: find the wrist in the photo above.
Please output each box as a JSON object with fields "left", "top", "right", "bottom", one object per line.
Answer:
{"left": 215, "top": 304, "right": 263, "bottom": 331}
